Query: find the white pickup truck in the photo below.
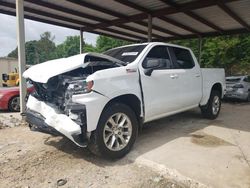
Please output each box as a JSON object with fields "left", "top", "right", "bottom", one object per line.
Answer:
{"left": 24, "top": 42, "right": 225, "bottom": 159}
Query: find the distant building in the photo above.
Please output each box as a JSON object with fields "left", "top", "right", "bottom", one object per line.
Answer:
{"left": 0, "top": 57, "right": 18, "bottom": 86}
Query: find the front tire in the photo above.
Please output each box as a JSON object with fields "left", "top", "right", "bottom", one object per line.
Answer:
{"left": 88, "top": 103, "right": 138, "bottom": 159}
{"left": 200, "top": 90, "right": 221, "bottom": 119}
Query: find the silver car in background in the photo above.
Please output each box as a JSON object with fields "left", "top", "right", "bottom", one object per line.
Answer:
{"left": 225, "top": 75, "right": 250, "bottom": 101}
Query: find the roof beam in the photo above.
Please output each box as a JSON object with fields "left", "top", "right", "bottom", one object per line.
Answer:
{"left": 64, "top": 0, "right": 169, "bottom": 41}
{"left": 0, "top": 1, "right": 147, "bottom": 41}
{"left": 165, "top": 28, "right": 249, "bottom": 41}
{"left": 0, "top": 9, "right": 137, "bottom": 42}
{"left": 134, "top": 21, "right": 182, "bottom": 38}
{"left": 114, "top": 0, "right": 201, "bottom": 36}
{"left": 0, "top": 1, "right": 162, "bottom": 41}
{"left": 160, "top": 0, "right": 224, "bottom": 33}
{"left": 157, "top": 16, "right": 202, "bottom": 35}
{"left": 114, "top": 0, "right": 151, "bottom": 14}
{"left": 113, "top": 0, "right": 182, "bottom": 38}
{"left": 25, "top": 0, "right": 106, "bottom": 23}
{"left": 23, "top": 0, "right": 234, "bottom": 33}
{"left": 217, "top": 1, "right": 250, "bottom": 31}
{"left": 66, "top": 0, "right": 126, "bottom": 19}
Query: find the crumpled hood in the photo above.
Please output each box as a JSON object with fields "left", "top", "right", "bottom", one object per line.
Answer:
{"left": 23, "top": 52, "right": 124, "bottom": 83}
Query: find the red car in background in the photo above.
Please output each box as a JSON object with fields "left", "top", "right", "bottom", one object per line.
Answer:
{"left": 0, "top": 83, "right": 34, "bottom": 112}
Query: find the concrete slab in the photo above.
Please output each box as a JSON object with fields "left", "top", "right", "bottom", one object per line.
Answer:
{"left": 129, "top": 102, "right": 250, "bottom": 188}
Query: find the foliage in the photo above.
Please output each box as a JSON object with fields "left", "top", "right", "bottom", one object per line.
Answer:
{"left": 53, "top": 36, "right": 80, "bottom": 58}
{"left": 8, "top": 32, "right": 56, "bottom": 65}
{"left": 172, "top": 34, "right": 250, "bottom": 75}
{"left": 95, "top": 36, "right": 131, "bottom": 52}
{"left": 7, "top": 34, "right": 131, "bottom": 64}
{"left": 7, "top": 31, "right": 250, "bottom": 75}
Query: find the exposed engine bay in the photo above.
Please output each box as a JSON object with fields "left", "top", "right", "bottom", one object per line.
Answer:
{"left": 30, "top": 61, "right": 120, "bottom": 113}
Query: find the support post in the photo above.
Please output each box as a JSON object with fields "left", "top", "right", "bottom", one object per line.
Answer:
{"left": 198, "top": 37, "right": 202, "bottom": 64}
{"left": 148, "top": 14, "right": 152, "bottom": 42}
{"left": 80, "top": 28, "right": 83, "bottom": 54}
{"left": 16, "top": 0, "right": 26, "bottom": 114}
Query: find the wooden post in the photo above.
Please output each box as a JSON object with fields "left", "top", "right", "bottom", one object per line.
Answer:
{"left": 148, "top": 14, "right": 152, "bottom": 42}
{"left": 80, "top": 28, "right": 83, "bottom": 54}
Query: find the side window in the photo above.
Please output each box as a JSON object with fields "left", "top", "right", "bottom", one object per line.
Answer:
{"left": 142, "top": 46, "right": 172, "bottom": 69}
{"left": 171, "top": 47, "right": 195, "bottom": 69}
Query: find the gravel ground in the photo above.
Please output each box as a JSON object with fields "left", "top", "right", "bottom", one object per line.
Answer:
{"left": 0, "top": 125, "right": 185, "bottom": 188}
{"left": 1, "top": 101, "right": 248, "bottom": 188}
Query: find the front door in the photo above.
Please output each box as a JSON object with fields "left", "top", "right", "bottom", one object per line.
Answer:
{"left": 140, "top": 45, "right": 184, "bottom": 122}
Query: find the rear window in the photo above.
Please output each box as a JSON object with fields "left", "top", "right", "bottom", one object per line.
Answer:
{"left": 171, "top": 47, "right": 195, "bottom": 69}
{"left": 104, "top": 45, "right": 146, "bottom": 63}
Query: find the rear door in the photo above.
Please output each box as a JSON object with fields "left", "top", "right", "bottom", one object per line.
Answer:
{"left": 168, "top": 46, "right": 202, "bottom": 108}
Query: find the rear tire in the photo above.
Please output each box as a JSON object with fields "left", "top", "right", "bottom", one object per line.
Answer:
{"left": 88, "top": 103, "right": 138, "bottom": 159}
{"left": 200, "top": 90, "right": 221, "bottom": 119}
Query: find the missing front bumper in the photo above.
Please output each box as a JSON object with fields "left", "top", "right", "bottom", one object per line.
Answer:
{"left": 26, "top": 95, "right": 87, "bottom": 147}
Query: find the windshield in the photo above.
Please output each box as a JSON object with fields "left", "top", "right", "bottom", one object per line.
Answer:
{"left": 104, "top": 45, "right": 147, "bottom": 64}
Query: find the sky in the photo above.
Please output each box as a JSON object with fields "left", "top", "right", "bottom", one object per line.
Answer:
{"left": 0, "top": 14, "right": 98, "bottom": 57}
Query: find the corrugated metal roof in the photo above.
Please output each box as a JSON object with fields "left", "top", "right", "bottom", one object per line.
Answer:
{"left": 0, "top": 0, "right": 249, "bottom": 42}
{"left": 193, "top": 6, "right": 242, "bottom": 30}
{"left": 227, "top": 0, "right": 250, "bottom": 25}
{"left": 168, "top": 12, "right": 216, "bottom": 33}
{"left": 131, "top": 0, "right": 168, "bottom": 11}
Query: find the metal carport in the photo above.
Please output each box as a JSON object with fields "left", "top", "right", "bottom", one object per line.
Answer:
{"left": 0, "top": 0, "right": 249, "bottom": 114}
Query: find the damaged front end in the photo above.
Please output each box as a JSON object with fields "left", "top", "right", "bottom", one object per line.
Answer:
{"left": 24, "top": 53, "right": 122, "bottom": 147}
{"left": 26, "top": 73, "right": 90, "bottom": 146}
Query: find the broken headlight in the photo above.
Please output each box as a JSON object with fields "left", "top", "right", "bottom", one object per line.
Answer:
{"left": 65, "top": 80, "right": 94, "bottom": 103}
{"left": 68, "top": 80, "right": 93, "bottom": 95}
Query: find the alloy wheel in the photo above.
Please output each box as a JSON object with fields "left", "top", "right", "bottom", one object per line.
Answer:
{"left": 212, "top": 96, "right": 220, "bottom": 115}
{"left": 103, "top": 113, "right": 132, "bottom": 151}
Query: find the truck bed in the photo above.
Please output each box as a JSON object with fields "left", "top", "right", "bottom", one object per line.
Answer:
{"left": 200, "top": 68, "right": 225, "bottom": 106}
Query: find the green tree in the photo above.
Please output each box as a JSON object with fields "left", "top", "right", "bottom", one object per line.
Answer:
{"left": 95, "top": 36, "right": 131, "bottom": 52}
{"left": 53, "top": 36, "right": 99, "bottom": 58}
{"left": 36, "top": 32, "right": 56, "bottom": 63}
{"left": 8, "top": 31, "right": 249, "bottom": 75}
{"left": 8, "top": 40, "right": 39, "bottom": 65}
{"left": 8, "top": 32, "right": 56, "bottom": 65}
{"left": 54, "top": 36, "right": 80, "bottom": 58}
{"left": 172, "top": 34, "right": 250, "bottom": 75}
{"left": 84, "top": 43, "right": 97, "bottom": 52}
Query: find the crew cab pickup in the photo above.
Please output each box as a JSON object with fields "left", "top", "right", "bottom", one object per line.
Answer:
{"left": 23, "top": 42, "right": 225, "bottom": 159}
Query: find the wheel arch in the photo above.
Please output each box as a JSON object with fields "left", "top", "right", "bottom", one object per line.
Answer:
{"left": 101, "top": 94, "right": 143, "bottom": 127}
{"left": 200, "top": 82, "right": 223, "bottom": 106}
{"left": 211, "top": 82, "right": 223, "bottom": 98}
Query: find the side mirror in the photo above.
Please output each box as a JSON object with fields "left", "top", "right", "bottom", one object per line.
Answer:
{"left": 143, "top": 59, "right": 166, "bottom": 76}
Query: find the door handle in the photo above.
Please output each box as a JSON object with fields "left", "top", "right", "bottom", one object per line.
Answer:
{"left": 170, "top": 74, "right": 178, "bottom": 79}
{"left": 195, "top": 74, "right": 201, "bottom": 78}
